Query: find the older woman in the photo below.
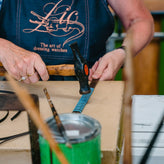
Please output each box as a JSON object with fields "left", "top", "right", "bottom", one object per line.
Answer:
{"left": 0, "top": 0, "right": 154, "bottom": 83}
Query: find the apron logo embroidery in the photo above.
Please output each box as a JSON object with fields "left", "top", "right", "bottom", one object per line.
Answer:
{"left": 23, "top": 0, "right": 85, "bottom": 49}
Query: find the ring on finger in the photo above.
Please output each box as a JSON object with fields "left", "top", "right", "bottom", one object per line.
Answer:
{"left": 18, "top": 76, "right": 27, "bottom": 82}
{"left": 27, "top": 72, "right": 35, "bottom": 77}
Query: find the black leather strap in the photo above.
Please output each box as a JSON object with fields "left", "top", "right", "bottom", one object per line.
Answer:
{"left": 0, "top": 131, "right": 30, "bottom": 145}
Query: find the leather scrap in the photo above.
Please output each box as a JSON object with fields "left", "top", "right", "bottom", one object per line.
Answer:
{"left": 0, "top": 94, "right": 39, "bottom": 111}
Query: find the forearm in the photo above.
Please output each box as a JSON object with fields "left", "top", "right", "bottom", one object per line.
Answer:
{"left": 122, "top": 17, "right": 154, "bottom": 56}
{"left": 108, "top": 0, "right": 154, "bottom": 56}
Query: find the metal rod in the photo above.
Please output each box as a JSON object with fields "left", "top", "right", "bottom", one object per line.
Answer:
{"left": 110, "top": 32, "right": 164, "bottom": 40}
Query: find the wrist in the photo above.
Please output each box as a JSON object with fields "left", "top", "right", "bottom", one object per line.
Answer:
{"left": 117, "top": 46, "right": 126, "bottom": 53}
{"left": 116, "top": 46, "right": 126, "bottom": 68}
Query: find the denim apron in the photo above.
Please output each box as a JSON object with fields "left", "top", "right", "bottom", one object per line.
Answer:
{"left": 0, "top": 0, "right": 114, "bottom": 79}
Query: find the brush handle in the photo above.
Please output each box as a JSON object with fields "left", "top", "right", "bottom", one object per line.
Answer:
{"left": 0, "top": 63, "right": 75, "bottom": 76}
{"left": 43, "top": 88, "right": 71, "bottom": 148}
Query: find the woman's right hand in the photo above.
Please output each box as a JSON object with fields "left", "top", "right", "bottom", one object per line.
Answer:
{"left": 0, "top": 38, "right": 49, "bottom": 83}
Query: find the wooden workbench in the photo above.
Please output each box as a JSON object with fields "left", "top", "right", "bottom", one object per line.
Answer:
{"left": 0, "top": 81, "right": 124, "bottom": 164}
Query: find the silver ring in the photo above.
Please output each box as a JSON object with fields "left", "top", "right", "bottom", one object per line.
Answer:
{"left": 18, "top": 76, "right": 27, "bottom": 82}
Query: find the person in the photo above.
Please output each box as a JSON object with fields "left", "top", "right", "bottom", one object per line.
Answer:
{"left": 0, "top": 0, "right": 154, "bottom": 83}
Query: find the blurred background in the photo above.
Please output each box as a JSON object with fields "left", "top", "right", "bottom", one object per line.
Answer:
{"left": 107, "top": 0, "right": 164, "bottom": 95}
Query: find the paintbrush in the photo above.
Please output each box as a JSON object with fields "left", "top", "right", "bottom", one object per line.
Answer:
{"left": 5, "top": 73, "right": 69, "bottom": 164}
{"left": 43, "top": 88, "right": 72, "bottom": 148}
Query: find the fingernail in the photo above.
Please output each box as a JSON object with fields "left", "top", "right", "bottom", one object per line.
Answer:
{"left": 92, "top": 74, "right": 98, "bottom": 78}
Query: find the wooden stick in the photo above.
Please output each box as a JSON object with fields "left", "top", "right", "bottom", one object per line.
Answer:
{"left": 0, "top": 63, "right": 75, "bottom": 76}
{"left": 47, "top": 64, "right": 75, "bottom": 76}
{"left": 5, "top": 73, "right": 69, "bottom": 164}
{"left": 123, "top": 32, "right": 134, "bottom": 164}
{"left": 43, "top": 88, "right": 72, "bottom": 148}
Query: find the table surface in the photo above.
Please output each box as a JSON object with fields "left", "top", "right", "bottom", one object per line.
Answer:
{"left": 0, "top": 81, "right": 124, "bottom": 162}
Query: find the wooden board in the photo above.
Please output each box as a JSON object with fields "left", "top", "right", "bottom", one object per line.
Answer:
{"left": 0, "top": 81, "right": 124, "bottom": 164}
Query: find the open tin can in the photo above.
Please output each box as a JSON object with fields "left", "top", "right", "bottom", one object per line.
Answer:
{"left": 38, "top": 113, "right": 101, "bottom": 164}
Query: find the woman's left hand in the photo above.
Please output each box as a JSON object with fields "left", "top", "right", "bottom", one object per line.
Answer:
{"left": 89, "top": 48, "right": 126, "bottom": 81}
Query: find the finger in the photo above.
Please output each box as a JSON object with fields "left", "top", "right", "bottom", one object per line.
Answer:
{"left": 28, "top": 72, "right": 40, "bottom": 83}
{"left": 88, "top": 61, "right": 99, "bottom": 81}
{"left": 3, "top": 61, "right": 22, "bottom": 81}
{"left": 18, "top": 74, "right": 28, "bottom": 83}
{"left": 33, "top": 55, "right": 49, "bottom": 81}
{"left": 5, "top": 65, "right": 20, "bottom": 80}
{"left": 26, "top": 67, "right": 40, "bottom": 83}
{"left": 22, "top": 77, "right": 31, "bottom": 83}
{"left": 16, "top": 60, "right": 35, "bottom": 83}
{"left": 17, "top": 75, "right": 29, "bottom": 83}
{"left": 91, "top": 61, "right": 99, "bottom": 73}
{"left": 92, "top": 60, "right": 107, "bottom": 79}
{"left": 99, "top": 68, "right": 114, "bottom": 81}
{"left": 88, "top": 69, "right": 93, "bottom": 81}
{"left": 15, "top": 60, "right": 28, "bottom": 82}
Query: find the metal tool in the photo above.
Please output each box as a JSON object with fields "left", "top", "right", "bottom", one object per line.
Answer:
{"left": 72, "top": 79, "right": 99, "bottom": 113}
{"left": 43, "top": 88, "right": 72, "bottom": 148}
{"left": 70, "top": 42, "right": 90, "bottom": 94}
{"left": 0, "top": 62, "right": 89, "bottom": 94}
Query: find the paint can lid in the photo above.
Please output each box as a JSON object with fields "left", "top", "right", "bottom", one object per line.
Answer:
{"left": 39, "top": 113, "right": 101, "bottom": 144}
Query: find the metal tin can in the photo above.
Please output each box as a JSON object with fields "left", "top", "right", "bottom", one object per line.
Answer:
{"left": 38, "top": 113, "right": 101, "bottom": 164}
